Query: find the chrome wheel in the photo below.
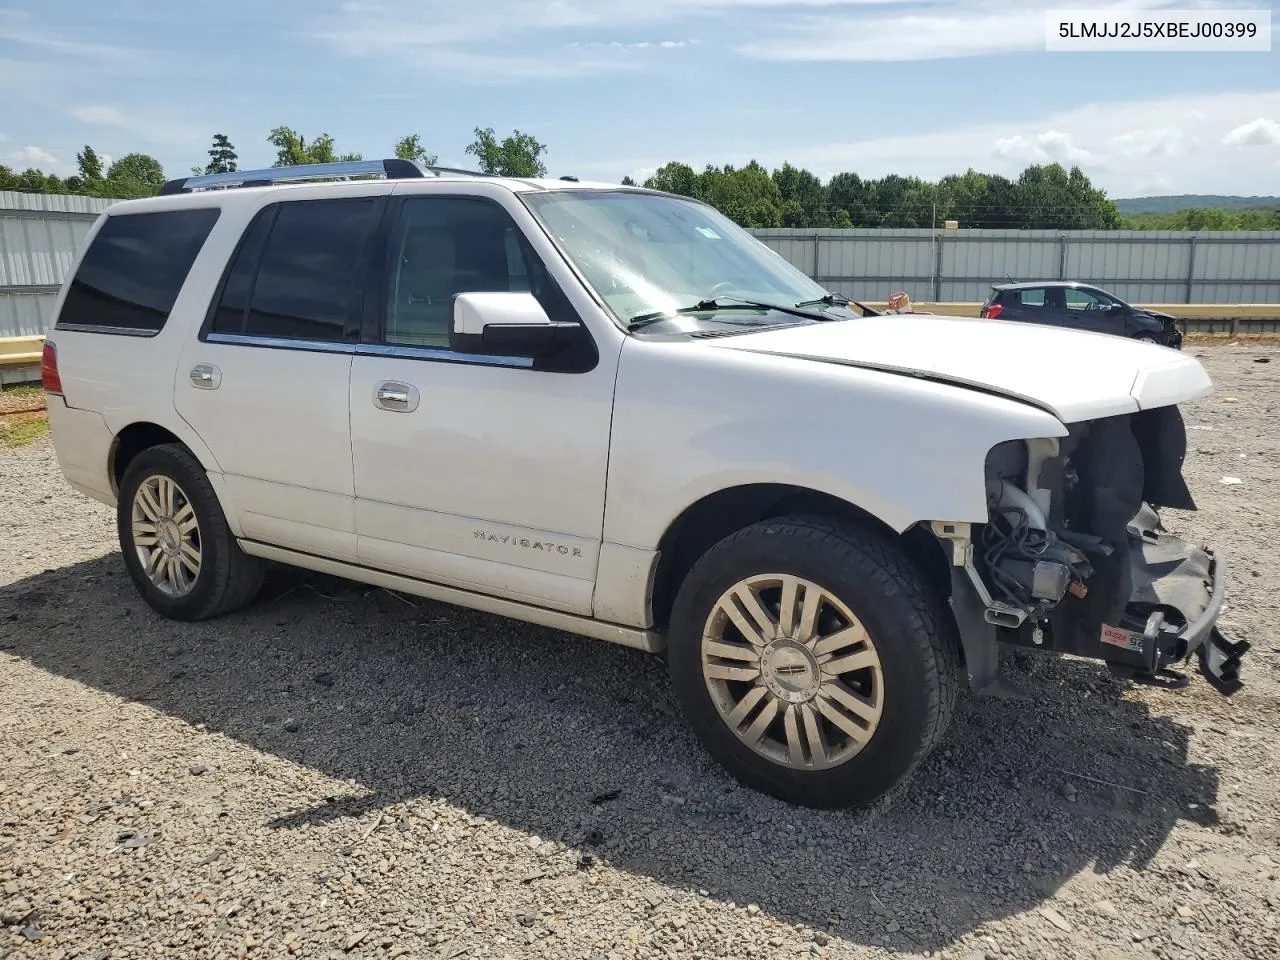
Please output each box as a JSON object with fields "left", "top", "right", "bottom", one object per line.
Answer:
{"left": 130, "top": 474, "right": 201, "bottom": 597}
{"left": 701, "top": 574, "right": 884, "bottom": 770}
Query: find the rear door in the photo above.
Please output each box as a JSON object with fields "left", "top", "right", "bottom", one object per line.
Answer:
{"left": 175, "top": 189, "right": 390, "bottom": 560}
{"left": 1002, "top": 286, "right": 1055, "bottom": 325}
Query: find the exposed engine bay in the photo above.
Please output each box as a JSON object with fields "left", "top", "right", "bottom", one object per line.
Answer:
{"left": 972, "top": 406, "right": 1248, "bottom": 693}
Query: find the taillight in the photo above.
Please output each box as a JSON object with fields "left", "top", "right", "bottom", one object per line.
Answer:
{"left": 985, "top": 303, "right": 1004, "bottom": 319}
{"left": 41, "top": 340, "right": 63, "bottom": 395}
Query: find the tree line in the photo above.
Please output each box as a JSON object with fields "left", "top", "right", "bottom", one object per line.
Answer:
{"left": 0, "top": 127, "right": 550, "bottom": 199}
{"left": 3, "top": 128, "right": 1277, "bottom": 231}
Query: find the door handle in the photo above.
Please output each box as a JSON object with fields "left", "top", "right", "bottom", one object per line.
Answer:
{"left": 374, "top": 381, "right": 419, "bottom": 413}
{"left": 190, "top": 363, "right": 221, "bottom": 390}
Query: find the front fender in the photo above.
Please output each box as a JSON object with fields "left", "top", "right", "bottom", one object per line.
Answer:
{"left": 605, "top": 339, "right": 1067, "bottom": 550}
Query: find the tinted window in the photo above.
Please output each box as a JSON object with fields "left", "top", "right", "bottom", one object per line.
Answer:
{"left": 56, "top": 208, "right": 220, "bottom": 334}
{"left": 383, "top": 197, "right": 545, "bottom": 348}
{"left": 219, "top": 198, "right": 379, "bottom": 342}
{"left": 210, "top": 209, "right": 274, "bottom": 335}
{"left": 1018, "top": 288, "right": 1046, "bottom": 307}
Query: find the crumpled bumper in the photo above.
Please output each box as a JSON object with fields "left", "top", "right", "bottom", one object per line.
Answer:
{"left": 1105, "top": 505, "right": 1250, "bottom": 694}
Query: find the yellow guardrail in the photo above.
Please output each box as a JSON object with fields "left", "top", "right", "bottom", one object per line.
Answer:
{"left": 0, "top": 335, "right": 44, "bottom": 367}
{"left": 864, "top": 302, "right": 1280, "bottom": 319}
{"left": 2, "top": 303, "right": 1278, "bottom": 366}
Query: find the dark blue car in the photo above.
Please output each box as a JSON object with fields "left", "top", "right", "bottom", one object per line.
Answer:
{"left": 979, "top": 281, "right": 1182, "bottom": 349}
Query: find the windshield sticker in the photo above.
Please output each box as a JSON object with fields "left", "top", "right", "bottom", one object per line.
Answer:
{"left": 695, "top": 226, "right": 721, "bottom": 240}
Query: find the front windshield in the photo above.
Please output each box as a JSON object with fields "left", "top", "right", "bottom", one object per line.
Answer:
{"left": 522, "top": 189, "right": 832, "bottom": 329}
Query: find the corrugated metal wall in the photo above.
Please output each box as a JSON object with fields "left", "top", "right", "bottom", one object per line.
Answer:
{"left": 0, "top": 191, "right": 116, "bottom": 341}
{"left": 751, "top": 228, "right": 1280, "bottom": 305}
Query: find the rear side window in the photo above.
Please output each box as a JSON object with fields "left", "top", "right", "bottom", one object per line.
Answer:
{"left": 56, "top": 208, "right": 220, "bottom": 335}
{"left": 209, "top": 198, "right": 380, "bottom": 343}
{"left": 1018, "top": 288, "right": 1046, "bottom": 307}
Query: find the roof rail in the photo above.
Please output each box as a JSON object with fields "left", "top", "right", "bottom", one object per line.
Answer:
{"left": 158, "top": 159, "right": 494, "bottom": 195}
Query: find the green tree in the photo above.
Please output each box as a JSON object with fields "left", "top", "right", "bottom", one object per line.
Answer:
{"left": 394, "top": 134, "right": 438, "bottom": 166}
{"left": 105, "top": 153, "right": 166, "bottom": 197}
{"left": 772, "top": 163, "right": 829, "bottom": 227}
{"left": 1012, "top": 163, "right": 1120, "bottom": 230}
{"left": 76, "top": 145, "right": 103, "bottom": 182}
{"left": 643, "top": 162, "right": 699, "bottom": 197}
{"left": 620, "top": 175, "right": 637, "bottom": 186}
{"left": 267, "top": 126, "right": 362, "bottom": 166}
{"left": 695, "top": 161, "right": 783, "bottom": 228}
{"left": 826, "top": 172, "right": 870, "bottom": 226}
{"left": 464, "top": 127, "right": 548, "bottom": 177}
{"left": 205, "top": 134, "right": 238, "bottom": 174}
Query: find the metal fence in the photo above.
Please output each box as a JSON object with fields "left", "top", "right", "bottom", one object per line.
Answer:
{"left": 0, "top": 191, "right": 116, "bottom": 342}
{"left": 750, "top": 228, "right": 1280, "bottom": 305}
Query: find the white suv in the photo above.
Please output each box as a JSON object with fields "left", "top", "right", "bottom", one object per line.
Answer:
{"left": 42, "top": 159, "right": 1248, "bottom": 809}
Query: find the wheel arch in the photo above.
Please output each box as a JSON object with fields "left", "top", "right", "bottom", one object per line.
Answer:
{"left": 648, "top": 482, "right": 952, "bottom": 634}
{"left": 107, "top": 420, "right": 245, "bottom": 537}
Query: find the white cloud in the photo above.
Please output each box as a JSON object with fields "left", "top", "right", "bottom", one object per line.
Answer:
{"left": 1222, "top": 118, "right": 1280, "bottom": 147}
{"left": 585, "top": 90, "right": 1280, "bottom": 198}
{"left": 1109, "top": 126, "right": 1191, "bottom": 159}
{"left": 993, "top": 130, "right": 1091, "bottom": 164}
{"left": 4, "top": 145, "right": 61, "bottom": 170}
{"left": 0, "top": 8, "right": 137, "bottom": 62}
{"left": 71, "top": 105, "right": 130, "bottom": 128}
{"left": 313, "top": 0, "right": 905, "bottom": 77}
{"left": 736, "top": 0, "right": 1182, "bottom": 62}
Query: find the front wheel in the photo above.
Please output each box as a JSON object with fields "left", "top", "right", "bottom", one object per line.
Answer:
{"left": 117, "top": 443, "right": 265, "bottom": 621}
{"left": 667, "top": 515, "right": 958, "bottom": 809}
{"left": 1135, "top": 333, "right": 1160, "bottom": 344}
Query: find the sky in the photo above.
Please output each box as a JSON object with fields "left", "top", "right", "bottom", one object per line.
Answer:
{"left": 1, "top": 0, "right": 1278, "bottom": 198}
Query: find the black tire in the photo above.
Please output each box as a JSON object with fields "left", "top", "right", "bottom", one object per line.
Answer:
{"left": 667, "top": 514, "right": 959, "bottom": 810}
{"left": 117, "top": 443, "right": 265, "bottom": 621}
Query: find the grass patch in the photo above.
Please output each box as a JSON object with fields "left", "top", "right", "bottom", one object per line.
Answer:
{"left": 0, "top": 410, "right": 50, "bottom": 448}
{"left": 1, "top": 382, "right": 43, "bottom": 398}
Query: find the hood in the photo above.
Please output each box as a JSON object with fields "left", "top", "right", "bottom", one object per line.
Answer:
{"left": 706, "top": 314, "right": 1212, "bottom": 423}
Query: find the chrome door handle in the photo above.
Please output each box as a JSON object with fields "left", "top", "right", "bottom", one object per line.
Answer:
{"left": 190, "top": 363, "right": 221, "bottom": 390}
{"left": 374, "top": 381, "right": 419, "bottom": 412}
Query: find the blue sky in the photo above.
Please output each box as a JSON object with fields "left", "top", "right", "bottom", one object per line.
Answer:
{"left": 2, "top": 0, "right": 1278, "bottom": 197}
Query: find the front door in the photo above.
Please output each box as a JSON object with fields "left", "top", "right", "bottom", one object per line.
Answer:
{"left": 1060, "top": 286, "right": 1122, "bottom": 335}
{"left": 176, "top": 190, "right": 390, "bottom": 560}
{"left": 348, "top": 190, "right": 618, "bottom": 615}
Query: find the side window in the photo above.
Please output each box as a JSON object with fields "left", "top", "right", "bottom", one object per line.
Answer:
{"left": 1018, "top": 288, "right": 1046, "bottom": 307}
{"left": 56, "top": 208, "right": 220, "bottom": 334}
{"left": 382, "top": 197, "right": 547, "bottom": 348}
{"left": 211, "top": 198, "right": 380, "bottom": 342}
{"left": 1063, "top": 287, "right": 1104, "bottom": 311}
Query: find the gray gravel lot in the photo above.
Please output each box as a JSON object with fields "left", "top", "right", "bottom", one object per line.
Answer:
{"left": 2, "top": 342, "right": 1279, "bottom": 960}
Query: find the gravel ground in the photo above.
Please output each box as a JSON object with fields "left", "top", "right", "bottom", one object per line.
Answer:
{"left": 2, "top": 342, "right": 1279, "bottom": 960}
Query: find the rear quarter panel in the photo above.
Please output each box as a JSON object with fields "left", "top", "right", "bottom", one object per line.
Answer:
{"left": 44, "top": 201, "right": 250, "bottom": 530}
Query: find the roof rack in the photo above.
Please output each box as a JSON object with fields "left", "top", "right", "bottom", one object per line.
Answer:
{"left": 158, "top": 158, "right": 494, "bottom": 196}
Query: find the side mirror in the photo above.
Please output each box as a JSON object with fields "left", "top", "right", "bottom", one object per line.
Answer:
{"left": 450, "top": 292, "right": 581, "bottom": 358}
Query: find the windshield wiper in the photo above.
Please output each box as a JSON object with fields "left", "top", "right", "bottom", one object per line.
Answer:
{"left": 795, "top": 292, "right": 883, "bottom": 317}
{"left": 627, "top": 296, "right": 831, "bottom": 331}
{"left": 794, "top": 293, "right": 850, "bottom": 309}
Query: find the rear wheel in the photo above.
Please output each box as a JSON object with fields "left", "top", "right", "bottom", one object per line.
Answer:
{"left": 117, "top": 443, "right": 264, "bottom": 621}
{"left": 667, "top": 515, "right": 958, "bottom": 809}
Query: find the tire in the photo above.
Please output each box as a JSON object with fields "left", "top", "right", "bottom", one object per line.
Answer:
{"left": 666, "top": 514, "right": 958, "bottom": 810}
{"left": 1135, "top": 333, "right": 1159, "bottom": 344}
{"left": 117, "top": 443, "right": 265, "bottom": 621}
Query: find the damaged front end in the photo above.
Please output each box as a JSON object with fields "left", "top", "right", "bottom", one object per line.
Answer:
{"left": 936, "top": 405, "right": 1249, "bottom": 696}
